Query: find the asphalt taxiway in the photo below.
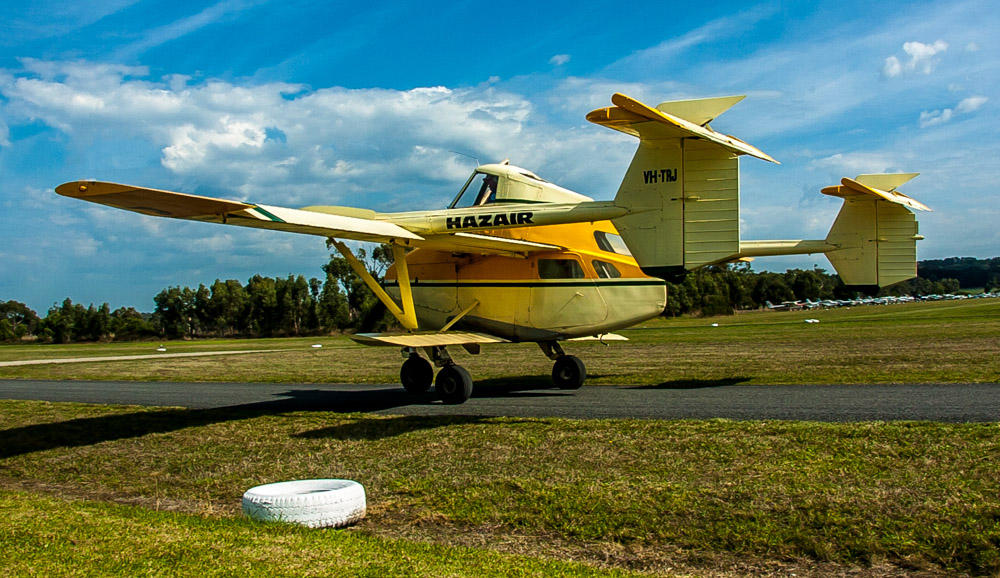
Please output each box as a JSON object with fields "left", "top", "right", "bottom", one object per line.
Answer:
{"left": 1, "top": 379, "right": 997, "bottom": 422}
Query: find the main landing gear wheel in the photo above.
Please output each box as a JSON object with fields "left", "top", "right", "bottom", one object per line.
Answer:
{"left": 552, "top": 355, "right": 586, "bottom": 389}
{"left": 400, "top": 355, "right": 433, "bottom": 394}
{"left": 436, "top": 364, "right": 473, "bottom": 404}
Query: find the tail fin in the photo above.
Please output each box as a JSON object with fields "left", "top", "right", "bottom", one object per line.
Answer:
{"left": 822, "top": 174, "right": 929, "bottom": 290}
{"left": 587, "top": 93, "right": 777, "bottom": 281}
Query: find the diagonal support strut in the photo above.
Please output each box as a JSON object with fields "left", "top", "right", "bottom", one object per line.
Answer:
{"left": 330, "top": 240, "right": 418, "bottom": 331}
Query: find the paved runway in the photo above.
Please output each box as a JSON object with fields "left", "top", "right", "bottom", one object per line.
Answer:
{"left": 1, "top": 379, "right": 997, "bottom": 422}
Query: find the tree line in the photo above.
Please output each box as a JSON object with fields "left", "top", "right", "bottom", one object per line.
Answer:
{"left": 1, "top": 251, "right": 990, "bottom": 344}
{"left": 1, "top": 245, "right": 394, "bottom": 343}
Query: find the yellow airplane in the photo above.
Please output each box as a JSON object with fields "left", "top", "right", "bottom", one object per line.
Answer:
{"left": 55, "top": 93, "right": 930, "bottom": 404}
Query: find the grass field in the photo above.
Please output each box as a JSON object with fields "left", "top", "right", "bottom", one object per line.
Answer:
{"left": 2, "top": 298, "right": 999, "bottom": 385}
{"left": 1, "top": 299, "right": 999, "bottom": 577}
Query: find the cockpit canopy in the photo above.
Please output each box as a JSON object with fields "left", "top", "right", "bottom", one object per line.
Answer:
{"left": 449, "top": 163, "right": 593, "bottom": 209}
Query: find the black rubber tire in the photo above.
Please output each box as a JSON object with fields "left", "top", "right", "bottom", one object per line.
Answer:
{"left": 400, "top": 355, "right": 433, "bottom": 394}
{"left": 436, "top": 364, "right": 473, "bottom": 404}
{"left": 552, "top": 355, "right": 586, "bottom": 389}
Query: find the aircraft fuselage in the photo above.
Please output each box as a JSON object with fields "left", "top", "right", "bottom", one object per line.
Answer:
{"left": 385, "top": 220, "right": 667, "bottom": 341}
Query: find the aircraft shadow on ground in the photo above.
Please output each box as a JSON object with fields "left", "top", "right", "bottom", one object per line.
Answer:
{"left": 468, "top": 375, "right": 574, "bottom": 398}
{"left": 631, "top": 377, "right": 753, "bottom": 390}
{"left": 0, "top": 382, "right": 569, "bottom": 458}
{"left": 0, "top": 397, "right": 461, "bottom": 459}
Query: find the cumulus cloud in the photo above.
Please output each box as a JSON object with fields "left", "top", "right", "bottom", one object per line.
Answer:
{"left": 919, "top": 95, "right": 987, "bottom": 128}
{"left": 882, "top": 40, "right": 948, "bottom": 78}
{"left": 2, "top": 61, "right": 626, "bottom": 207}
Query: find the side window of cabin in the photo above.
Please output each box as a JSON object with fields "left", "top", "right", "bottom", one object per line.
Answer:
{"left": 592, "top": 260, "right": 622, "bottom": 279}
{"left": 594, "top": 231, "right": 632, "bottom": 256}
{"left": 538, "top": 259, "right": 585, "bottom": 279}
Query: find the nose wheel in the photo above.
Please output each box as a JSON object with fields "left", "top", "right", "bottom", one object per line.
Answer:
{"left": 540, "top": 341, "right": 587, "bottom": 389}
{"left": 552, "top": 354, "right": 586, "bottom": 389}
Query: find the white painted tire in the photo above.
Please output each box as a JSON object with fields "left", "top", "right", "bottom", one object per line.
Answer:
{"left": 242, "top": 479, "right": 366, "bottom": 528}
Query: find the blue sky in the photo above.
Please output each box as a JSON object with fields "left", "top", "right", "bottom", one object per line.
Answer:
{"left": 1, "top": 0, "right": 996, "bottom": 313}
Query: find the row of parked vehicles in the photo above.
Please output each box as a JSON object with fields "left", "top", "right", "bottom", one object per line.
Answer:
{"left": 765, "top": 292, "right": 998, "bottom": 311}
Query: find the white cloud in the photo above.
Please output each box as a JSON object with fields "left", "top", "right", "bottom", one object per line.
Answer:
{"left": 919, "top": 108, "right": 953, "bottom": 128}
{"left": 71, "top": 234, "right": 102, "bottom": 257}
{"left": 810, "top": 152, "right": 905, "bottom": 177}
{"left": 956, "top": 95, "right": 988, "bottom": 113}
{"left": 883, "top": 40, "right": 948, "bottom": 78}
{"left": 1, "top": 60, "right": 628, "bottom": 209}
{"left": 549, "top": 54, "right": 571, "bottom": 66}
{"left": 882, "top": 56, "right": 903, "bottom": 78}
{"left": 919, "top": 95, "right": 987, "bottom": 128}
{"left": 112, "top": 0, "right": 268, "bottom": 60}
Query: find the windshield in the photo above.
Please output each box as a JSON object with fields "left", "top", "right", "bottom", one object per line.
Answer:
{"left": 449, "top": 171, "right": 500, "bottom": 209}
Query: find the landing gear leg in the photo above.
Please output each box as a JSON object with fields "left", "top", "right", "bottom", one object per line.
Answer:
{"left": 425, "top": 346, "right": 474, "bottom": 404}
{"left": 539, "top": 341, "right": 587, "bottom": 390}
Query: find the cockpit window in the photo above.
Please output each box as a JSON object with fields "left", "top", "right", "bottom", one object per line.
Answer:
{"left": 449, "top": 171, "right": 500, "bottom": 208}
{"left": 594, "top": 231, "right": 632, "bottom": 256}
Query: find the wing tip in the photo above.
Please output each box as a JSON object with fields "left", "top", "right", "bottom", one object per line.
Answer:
{"left": 55, "top": 181, "right": 93, "bottom": 198}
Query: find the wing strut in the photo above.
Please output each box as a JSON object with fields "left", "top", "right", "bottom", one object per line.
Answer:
{"left": 330, "top": 240, "right": 418, "bottom": 331}
{"left": 440, "top": 299, "right": 480, "bottom": 332}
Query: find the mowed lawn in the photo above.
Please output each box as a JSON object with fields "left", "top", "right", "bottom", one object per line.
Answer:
{"left": 1, "top": 299, "right": 998, "bottom": 577}
{"left": 1, "top": 298, "right": 998, "bottom": 386}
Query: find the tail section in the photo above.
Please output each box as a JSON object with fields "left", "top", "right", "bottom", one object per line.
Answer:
{"left": 587, "top": 93, "right": 776, "bottom": 281}
{"left": 822, "top": 174, "right": 929, "bottom": 290}
{"left": 588, "top": 93, "right": 929, "bottom": 290}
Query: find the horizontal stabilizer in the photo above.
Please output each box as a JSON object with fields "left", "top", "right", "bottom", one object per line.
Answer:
{"left": 822, "top": 176, "right": 930, "bottom": 212}
{"left": 586, "top": 93, "right": 777, "bottom": 163}
{"left": 350, "top": 331, "right": 510, "bottom": 348}
{"left": 854, "top": 173, "right": 919, "bottom": 192}
{"left": 655, "top": 95, "right": 746, "bottom": 126}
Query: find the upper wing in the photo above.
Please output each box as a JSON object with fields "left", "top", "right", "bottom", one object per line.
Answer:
{"left": 56, "top": 180, "right": 422, "bottom": 243}
{"left": 56, "top": 180, "right": 592, "bottom": 255}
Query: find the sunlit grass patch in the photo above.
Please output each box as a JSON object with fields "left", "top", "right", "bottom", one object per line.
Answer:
{"left": 2, "top": 400, "right": 998, "bottom": 575}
